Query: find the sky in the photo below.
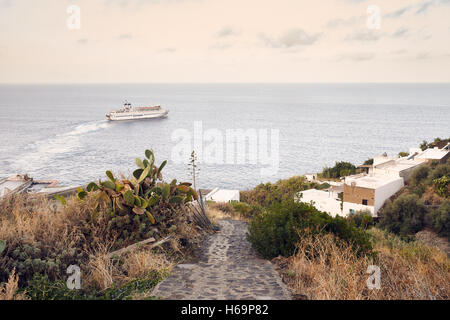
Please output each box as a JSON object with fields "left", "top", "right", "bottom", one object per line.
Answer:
{"left": 0, "top": 0, "right": 449, "bottom": 83}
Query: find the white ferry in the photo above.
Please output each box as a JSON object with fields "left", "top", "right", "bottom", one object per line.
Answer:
{"left": 106, "top": 101, "right": 169, "bottom": 121}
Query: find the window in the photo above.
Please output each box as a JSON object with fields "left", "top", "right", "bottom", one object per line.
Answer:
{"left": 362, "top": 199, "right": 368, "bottom": 205}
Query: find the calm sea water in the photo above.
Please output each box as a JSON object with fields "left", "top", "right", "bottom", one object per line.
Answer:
{"left": 0, "top": 84, "right": 449, "bottom": 190}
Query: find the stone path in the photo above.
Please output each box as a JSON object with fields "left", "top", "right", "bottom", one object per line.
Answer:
{"left": 152, "top": 219, "right": 291, "bottom": 300}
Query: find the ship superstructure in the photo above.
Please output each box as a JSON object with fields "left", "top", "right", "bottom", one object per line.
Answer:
{"left": 106, "top": 101, "right": 168, "bottom": 121}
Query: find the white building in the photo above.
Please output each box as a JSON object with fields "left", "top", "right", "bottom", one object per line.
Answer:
{"left": 342, "top": 174, "right": 404, "bottom": 217}
{"left": 297, "top": 153, "right": 427, "bottom": 218}
{"left": 298, "top": 174, "right": 404, "bottom": 218}
{"left": 205, "top": 188, "right": 240, "bottom": 203}
{"left": 297, "top": 188, "right": 342, "bottom": 217}
{"left": 370, "top": 158, "right": 423, "bottom": 183}
{"left": 297, "top": 143, "right": 450, "bottom": 218}
{"left": 413, "top": 145, "right": 450, "bottom": 164}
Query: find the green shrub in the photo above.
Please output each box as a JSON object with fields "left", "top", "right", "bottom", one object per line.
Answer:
{"left": 348, "top": 210, "right": 374, "bottom": 229}
{"left": 247, "top": 200, "right": 373, "bottom": 259}
{"left": 24, "top": 271, "right": 163, "bottom": 300}
{"left": 229, "top": 202, "right": 262, "bottom": 218}
{"left": 240, "top": 176, "right": 311, "bottom": 208}
{"left": 410, "top": 184, "right": 426, "bottom": 197}
{"left": 25, "top": 273, "right": 90, "bottom": 300}
{"left": 398, "top": 151, "right": 409, "bottom": 157}
{"left": 318, "top": 161, "right": 356, "bottom": 179}
{"left": 430, "top": 200, "right": 450, "bottom": 240}
{"left": 410, "top": 166, "right": 430, "bottom": 186}
{"left": 420, "top": 140, "right": 428, "bottom": 151}
{"left": 429, "top": 163, "right": 449, "bottom": 180}
{"left": 432, "top": 175, "right": 449, "bottom": 198}
{"left": 315, "top": 182, "right": 331, "bottom": 190}
{"left": 378, "top": 194, "right": 427, "bottom": 237}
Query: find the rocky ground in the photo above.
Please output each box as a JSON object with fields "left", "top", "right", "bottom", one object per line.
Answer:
{"left": 152, "top": 219, "right": 291, "bottom": 300}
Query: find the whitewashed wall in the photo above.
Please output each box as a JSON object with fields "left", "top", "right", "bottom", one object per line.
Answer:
{"left": 374, "top": 178, "right": 404, "bottom": 213}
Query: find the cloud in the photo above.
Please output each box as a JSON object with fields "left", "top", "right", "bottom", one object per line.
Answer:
{"left": 413, "top": 0, "right": 450, "bottom": 15}
{"left": 337, "top": 52, "right": 375, "bottom": 61}
{"left": 391, "top": 27, "right": 409, "bottom": 38}
{"left": 260, "top": 29, "right": 322, "bottom": 48}
{"left": 326, "top": 16, "right": 360, "bottom": 28}
{"left": 345, "top": 31, "right": 381, "bottom": 42}
{"left": 116, "top": 33, "right": 133, "bottom": 40}
{"left": 384, "top": 5, "right": 412, "bottom": 18}
{"left": 416, "top": 0, "right": 435, "bottom": 14}
{"left": 215, "top": 27, "right": 241, "bottom": 38}
{"left": 383, "top": 0, "right": 450, "bottom": 18}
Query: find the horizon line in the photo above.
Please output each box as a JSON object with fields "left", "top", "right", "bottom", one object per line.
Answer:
{"left": 1, "top": 82, "right": 450, "bottom": 85}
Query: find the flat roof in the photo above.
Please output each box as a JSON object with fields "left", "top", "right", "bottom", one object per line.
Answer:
{"left": 416, "top": 148, "right": 449, "bottom": 160}
{"left": 345, "top": 174, "right": 402, "bottom": 189}
{"left": 375, "top": 159, "right": 422, "bottom": 172}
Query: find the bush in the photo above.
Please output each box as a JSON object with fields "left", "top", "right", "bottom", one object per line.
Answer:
{"left": 314, "top": 182, "right": 331, "bottom": 190}
{"left": 410, "top": 184, "right": 426, "bottom": 197}
{"left": 229, "top": 202, "right": 262, "bottom": 218}
{"left": 348, "top": 210, "right": 374, "bottom": 229}
{"left": 429, "top": 163, "right": 449, "bottom": 180}
{"left": 24, "top": 273, "right": 89, "bottom": 300}
{"left": 433, "top": 175, "right": 450, "bottom": 198}
{"left": 24, "top": 271, "right": 163, "bottom": 300}
{"left": 247, "top": 200, "right": 373, "bottom": 259}
{"left": 410, "top": 166, "right": 430, "bottom": 186}
{"left": 398, "top": 152, "right": 409, "bottom": 157}
{"left": 378, "top": 194, "right": 427, "bottom": 237}
{"left": 240, "top": 176, "right": 311, "bottom": 208}
{"left": 318, "top": 161, "right": 356, "bottom": 179}
{"left": 430, "top": 200, "right": 450, "bottom": 240}
{"left": 420, "top": 140, "right": 428, "bottom": 151}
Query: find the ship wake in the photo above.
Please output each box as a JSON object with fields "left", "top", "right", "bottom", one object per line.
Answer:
{"left": 9, "top": 120, "right": 112, "bottom": 174}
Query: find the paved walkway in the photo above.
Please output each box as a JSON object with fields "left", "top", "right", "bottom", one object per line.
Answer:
{"left": 152, "top": 219, "right": 291, "bottom": 300}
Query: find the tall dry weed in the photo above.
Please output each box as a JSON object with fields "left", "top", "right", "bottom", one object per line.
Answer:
{"left": 285, "top": 229, "right": 450, "bottom": 299}
{"left": 0, "top": 269, "right": 28, "bottom": 300}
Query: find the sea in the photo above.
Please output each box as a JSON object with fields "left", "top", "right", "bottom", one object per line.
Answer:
{"left": 0, "top": 83, "right": 449, "bottom": 190}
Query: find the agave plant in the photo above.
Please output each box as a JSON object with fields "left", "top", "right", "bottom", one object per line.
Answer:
{"left": 76, "top": 149, "right": 198, "bottom": 224}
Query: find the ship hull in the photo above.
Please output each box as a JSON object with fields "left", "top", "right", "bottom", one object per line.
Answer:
{"left": 106, "top": 110, "right": 168, "bottom": 121}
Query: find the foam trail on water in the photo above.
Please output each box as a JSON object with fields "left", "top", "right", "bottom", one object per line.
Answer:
{"left": 10, "top": 120, "right": 111, "bottom": 174}
{"left": 63, "top": 120, "right": 110, "bottom": 137}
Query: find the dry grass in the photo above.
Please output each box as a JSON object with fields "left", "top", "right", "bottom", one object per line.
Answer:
{"left": 0, "top": 193, "right": 116, "bottom": 285}
{"left": 206, "top": 203, "right": 249, "bottom": 223}
{"left": 0, "top": 192, "right": 202, "bottom": 299}
{"left": 84, "top": 245, "right": 173, "bottom": 291}
{"left": 0, "top": 192, "right": 112, "bottom": 252}
{"left": 278, "top": 229, "right": 450, "bottom": 300}
{"left": 0, "top": 269, "right": 28, "bottom": 300}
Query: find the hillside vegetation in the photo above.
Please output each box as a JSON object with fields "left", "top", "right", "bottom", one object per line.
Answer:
{"left": 236, "top": 137, "right": 449, "bottom": 299}
{"left": 0, "top": 149, "right": 210, "bottom": 300}
{"left": 378, "top": 161, "right": 449, "bottom": 240}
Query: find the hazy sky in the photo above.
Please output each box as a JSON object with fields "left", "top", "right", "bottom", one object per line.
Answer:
{"left": 0, "top": 0, "right": 449, "bottom": 83}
